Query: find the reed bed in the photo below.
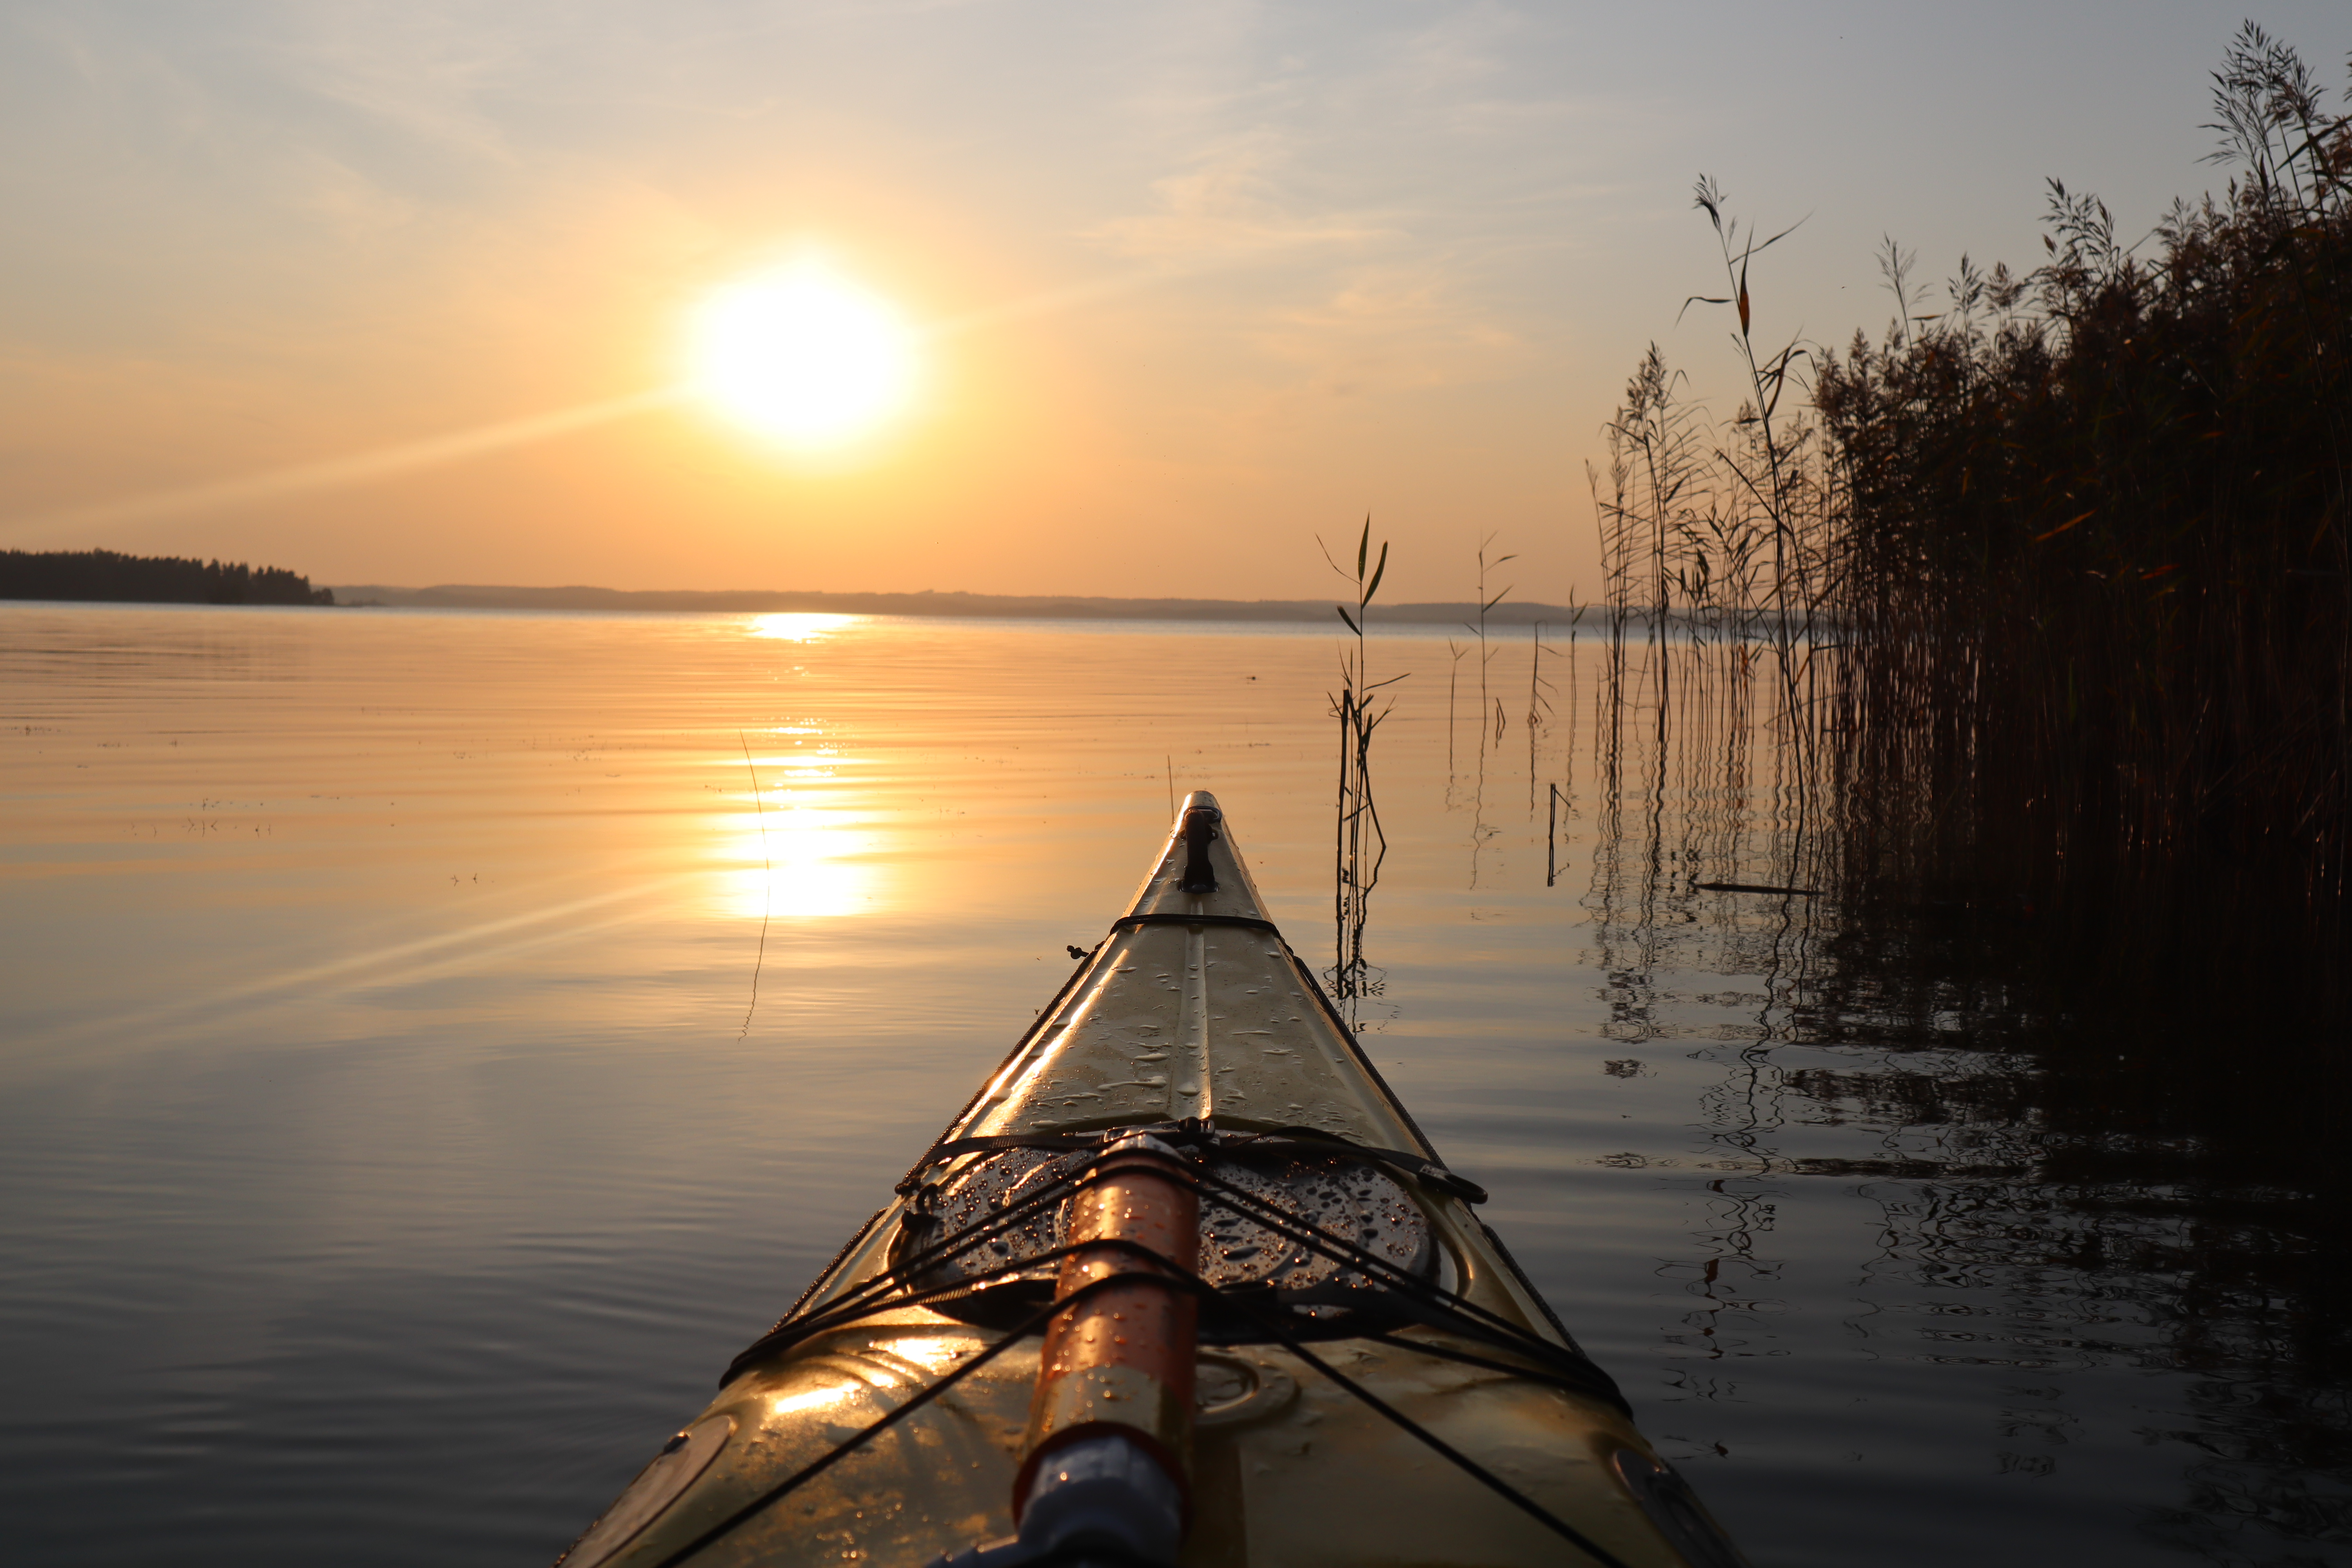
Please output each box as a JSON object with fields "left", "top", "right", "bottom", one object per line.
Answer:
{"left": 1818, "top": 26, "right": 2349, "bottom": 1019}
{"left": 1591, "top": 24, "right": 2350, "bottom": 1027}
{"left": 1535, "top": 45, "right": 2352, "bottom": 1526}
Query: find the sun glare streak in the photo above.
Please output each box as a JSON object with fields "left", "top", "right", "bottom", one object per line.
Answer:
{"left": 0, "top": 390, "right": 679, "bottom": 538}
{"left": 27, "top": 869, "right": 702, "bottom": 1049}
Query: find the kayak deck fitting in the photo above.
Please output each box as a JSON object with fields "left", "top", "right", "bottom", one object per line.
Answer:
{"left": 558, "top": 793, "right": 1751, "bottom": 1568}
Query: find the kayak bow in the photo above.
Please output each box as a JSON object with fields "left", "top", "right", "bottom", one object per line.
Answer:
{"left": 560, "top": 793, "right": 1750, "bottom": 1568}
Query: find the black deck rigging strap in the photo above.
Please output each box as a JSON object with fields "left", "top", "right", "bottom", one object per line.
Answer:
{"left": 1105, "top": 912, "right": 1283, "bottom": 936}
{"left": 1243, "top": 1317, "right": 1638, "bottom": 1568}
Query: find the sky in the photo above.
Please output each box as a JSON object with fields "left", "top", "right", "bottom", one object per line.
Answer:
{"left": 2, "top": 1, "right": 2346, "bottom": 604}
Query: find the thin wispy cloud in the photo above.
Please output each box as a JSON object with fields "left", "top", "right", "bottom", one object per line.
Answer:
{"left": 258, "top": 1, "right": 531, "bottom": 165}
{"left": 1083, "top": 139, "right": 1398, "bottom": 263}
{"left": 1255, "top": 264, "right": 1525, "bottom": 395}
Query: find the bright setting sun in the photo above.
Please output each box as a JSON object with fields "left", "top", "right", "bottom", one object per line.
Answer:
{"left": 687, "top": 264, "right": 918, "bottom": 449}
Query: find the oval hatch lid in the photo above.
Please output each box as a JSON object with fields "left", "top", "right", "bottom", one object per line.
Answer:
{"left": 560, "top": 1414, "right": 735, "bottom": 1568}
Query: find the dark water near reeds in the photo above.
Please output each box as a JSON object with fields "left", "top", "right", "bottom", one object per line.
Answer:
{"left": 2, "top": 603, "right": 2345, "bottom": 1567}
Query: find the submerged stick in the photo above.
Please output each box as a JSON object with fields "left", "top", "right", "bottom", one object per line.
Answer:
{"left": 1547, "top": 782, "right": 1560, "bottom": 887}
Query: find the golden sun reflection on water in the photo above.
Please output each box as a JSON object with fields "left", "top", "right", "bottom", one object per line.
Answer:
{"left": 719, "top": 797, "right": 884, "bottom": 919}
{"left": 746, "top": 612, "right": 857, "bottom": 642}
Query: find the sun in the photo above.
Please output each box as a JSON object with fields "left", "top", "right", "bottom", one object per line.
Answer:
{"left": 688, "top": 264, "right": 918, "bottom": 448}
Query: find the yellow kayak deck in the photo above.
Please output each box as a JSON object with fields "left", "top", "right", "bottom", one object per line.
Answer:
{"left": 559, "top": 795, "right": 1749, "bottom": 1568}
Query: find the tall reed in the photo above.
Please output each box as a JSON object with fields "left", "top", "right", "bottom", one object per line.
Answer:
{"left": 1324, "top": 519, "right": 1404, "bottom": 1011}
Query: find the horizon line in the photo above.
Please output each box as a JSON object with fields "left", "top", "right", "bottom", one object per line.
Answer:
{"left": 325, "top": 580, "right": 1593, "bottom": 625}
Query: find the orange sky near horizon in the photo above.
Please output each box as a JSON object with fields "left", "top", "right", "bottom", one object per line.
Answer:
{"left": 2, "top": 3, "right": 2345, "bottom": 605}
{"left": 2, "top": 167, "right": 1589, "bottom": 601}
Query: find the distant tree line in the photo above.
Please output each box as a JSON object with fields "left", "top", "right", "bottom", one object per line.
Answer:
{"left": 0, "top": 548, "right": 334, "bottom": 606}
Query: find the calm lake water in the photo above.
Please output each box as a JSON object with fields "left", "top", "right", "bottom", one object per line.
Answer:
{"left": 2, "top": 602, "right": 2343, "bottom": 1567}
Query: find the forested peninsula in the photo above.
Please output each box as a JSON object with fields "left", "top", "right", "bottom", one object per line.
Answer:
{"left": 0, "top": 549, "right": 334, "bottom": 606}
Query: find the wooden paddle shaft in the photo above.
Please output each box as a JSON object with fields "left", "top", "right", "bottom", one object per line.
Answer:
{"left": 1014, "top": 1138, "right": 1199, "bottom": 1518}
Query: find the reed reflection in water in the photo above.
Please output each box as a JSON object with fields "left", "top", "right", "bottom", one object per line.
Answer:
{"left": 1558, "top": 627, "right": 2348, "bottom": 1568}
{"left": 0, "top": 603, "right": 2342, "bottom": 1568}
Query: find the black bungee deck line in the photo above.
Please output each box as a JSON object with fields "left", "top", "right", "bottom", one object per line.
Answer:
{"left": 896, "top": 1121, "right": 1490, "bottom": 1205}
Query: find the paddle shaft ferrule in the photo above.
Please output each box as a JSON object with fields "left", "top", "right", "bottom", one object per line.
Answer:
{"left": 1013, "top": 1138, "right": 1199, "bottom": 1537}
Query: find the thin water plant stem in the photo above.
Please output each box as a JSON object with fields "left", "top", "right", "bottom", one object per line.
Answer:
{"left": 738, "top": 731, "right": 771, "bottom": 1040}
{"left": 1472, "top": 537, "right": 1515, "bottom": 756}
{"left": 1446, "top": 638, "right": 1467, "bottom": 782}
{"left": 1528, "top": 622, "right": 1555, "bottom": 812}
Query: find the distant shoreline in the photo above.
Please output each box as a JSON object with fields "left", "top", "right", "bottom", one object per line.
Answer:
{"left": 327, "top": 582, "right": 1589, "bottom": 626}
